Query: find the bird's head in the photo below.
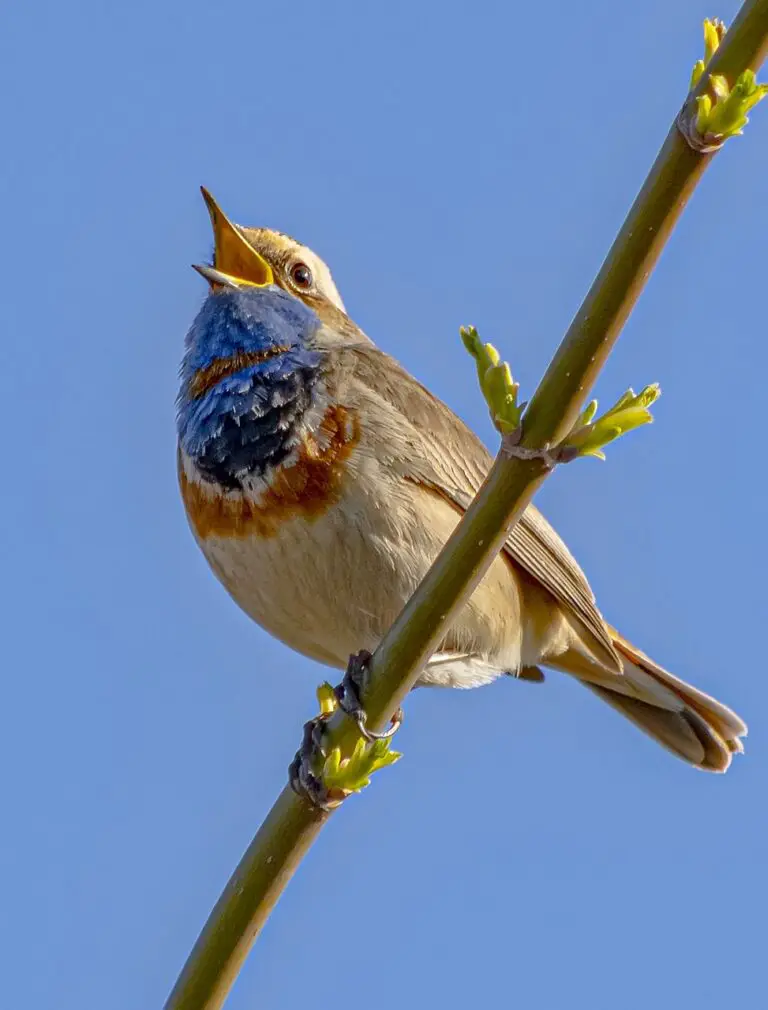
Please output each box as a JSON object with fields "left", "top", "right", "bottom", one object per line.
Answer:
{"left": 193, "top": 187, "right": 346, "bottom": 315}
{"left": 178, "top": 190, "right": 361, "bottom": 485}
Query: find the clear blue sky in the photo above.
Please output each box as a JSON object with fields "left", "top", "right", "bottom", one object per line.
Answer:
{"left": 2, "top": 1, "right": 765, "bottom": 1007}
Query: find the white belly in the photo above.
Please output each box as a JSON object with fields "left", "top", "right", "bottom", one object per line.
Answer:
{"left": 196, "top": 503, "right": 396, "bottom": 668}
{"left": 188, "top": 471, "right": 527, "bottom": 684}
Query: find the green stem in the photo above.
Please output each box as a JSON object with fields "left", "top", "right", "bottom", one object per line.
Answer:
{"left": 164, "top": 4, "right": 768, "bottom": 1007}
{"left": 522, "top": 0, "right": 768, "bottom": 445}
{"left": 166, "top": 789, "right": 325, "bottom": 1010}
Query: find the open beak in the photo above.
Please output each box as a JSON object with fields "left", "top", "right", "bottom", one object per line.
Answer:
{"left": 192, "top": 264, "right": 245, "bottom": 288}
{"left": 193, "top": 187, "right": 274, "bottom": 289}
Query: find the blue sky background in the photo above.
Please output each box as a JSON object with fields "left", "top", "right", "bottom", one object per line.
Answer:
{"left": 1, "top": 1, "right": 765, "bottom": 1007}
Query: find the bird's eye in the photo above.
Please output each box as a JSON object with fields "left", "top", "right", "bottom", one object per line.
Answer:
{"left": 289, "top": 262, "right": 313, "bottom": 289}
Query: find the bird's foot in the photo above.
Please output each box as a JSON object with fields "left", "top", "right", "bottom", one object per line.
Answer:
{"left": 288, "top": 657, "right": 403, "bottom": 811}
{"left": 288, "top": 701, "right": 340, "bottom": 813}
{"left": 335, "top": 650, "right": 403, "bottom": 742}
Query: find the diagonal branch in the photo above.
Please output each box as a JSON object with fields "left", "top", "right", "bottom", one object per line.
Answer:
{"left": 164, "top": 5, "right": 768, "bottom": 1008}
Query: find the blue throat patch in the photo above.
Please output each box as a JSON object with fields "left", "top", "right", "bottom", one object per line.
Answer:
{"left": 177, "top": 286, "right": 325, "bottom": 489}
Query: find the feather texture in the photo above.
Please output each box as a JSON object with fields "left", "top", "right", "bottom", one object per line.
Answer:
{"left": 177, "top": 231, "right": 746, "bottom": 771}
{"left": 338, "top": 342, "right": 621, "bottom": 671}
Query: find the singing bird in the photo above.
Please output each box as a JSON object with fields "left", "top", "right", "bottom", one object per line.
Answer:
{"left": 177, "top": 189, "right": 746, "bottom": 773}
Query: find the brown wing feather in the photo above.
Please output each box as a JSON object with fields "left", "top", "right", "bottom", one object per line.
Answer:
{"left": 343, "top": 343, "right": 621, "bottom": 671}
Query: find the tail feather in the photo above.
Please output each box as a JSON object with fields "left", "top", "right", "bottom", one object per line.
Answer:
{"left": 585, "top": 684, "right": 732, "bottom": 771}
{"left": 611, "top": 633, "right": 747, "bottom": 754}
{"left": 549, "top": 631, "right": 747, "bottom": 773}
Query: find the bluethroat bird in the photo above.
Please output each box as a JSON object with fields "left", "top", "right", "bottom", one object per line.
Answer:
{"left": 177, "top": 188, "right": 746, "bottom": 774}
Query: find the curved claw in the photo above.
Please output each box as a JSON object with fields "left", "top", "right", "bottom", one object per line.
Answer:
{"left": 288, "top": 717, "right": 337, "bottom": 812}
{"left": 335, "top": 650, "right": 404, "bottom": 743}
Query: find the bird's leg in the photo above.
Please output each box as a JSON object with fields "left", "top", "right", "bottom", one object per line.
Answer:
{"left": 289, "top": 662, "right": 403, "bottom": 811}
{"left": 288, "top": 706, "right": 339, "bottom": 812}
{"left": 335, "top": 650, "right": 404, "bottom": 742}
